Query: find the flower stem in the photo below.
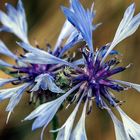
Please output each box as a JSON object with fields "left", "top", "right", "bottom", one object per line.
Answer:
{"left": 51, "top": 115, "right": 59, "bottom": 140}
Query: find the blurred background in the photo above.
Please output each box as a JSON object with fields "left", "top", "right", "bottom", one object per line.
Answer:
{"left": 0, "top": 0, "right": 140, "bottom": 140}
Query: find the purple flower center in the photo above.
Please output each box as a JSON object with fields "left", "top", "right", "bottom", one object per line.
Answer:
{"left": 73, "top": 46, "right": 128, "bottom": 108}
{"left": 17, "top": 64, "right": 50, "bottom": 77}
{"left": 11, "top": 46, "right": 64, "bottom": 84}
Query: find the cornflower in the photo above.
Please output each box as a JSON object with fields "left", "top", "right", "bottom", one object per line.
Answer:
{"left": 25, "top": 0, "right": 140, "bottom": 140}
{"left": 0, "top": 0, "right": 84, "bottom": 123}
{"left": 1, "top": 0, "right": 140, "bottom": 140}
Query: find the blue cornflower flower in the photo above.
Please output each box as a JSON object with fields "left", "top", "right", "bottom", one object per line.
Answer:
{"left": 25, "top": 1, "right": 140, "bottom": 140}
{"left": 0, "top": 0, "right": 81, "bottom": 123}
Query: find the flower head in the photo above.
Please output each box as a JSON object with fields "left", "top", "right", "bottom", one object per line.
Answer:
{"left": 1, "top": 0, "right": 140, "bottom": 140}
{"left": 0, "top": 0, "right": 78, "bottom": 122}
{"left": 25, "top": 1, "right": 140, "bottom": 140}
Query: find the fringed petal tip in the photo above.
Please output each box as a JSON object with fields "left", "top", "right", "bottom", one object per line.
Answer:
{"left": 24, "top": 84, "right": 81, "bottom": 139}
{"left": 0, "top": 0, "right": 28, "bottom": 43}
{"left": 101, "top": 2, "right": 140, "bottom": 63}
{"left": 25, "top": 96, "right": 64, "bottom": 131}
{"left": 0, "top": 83, "right": 31, "bottom": 123}
{"left": 70, "top": 99, "right": 88, "bottom": 140}
{"left": 61, "top": 0, "right": 97, "bottom": 54}
{"left": 0, "top": 40, "right": 18, "bottom": 59}
{"left": 117, "top": 107, "right": 140, "bottom": 140}
{"left": 115, "top": 80, "right": 140, "bottom": 92}
{"left": 6, "top": 111, "right": 13, "bottom": 124}
{"left": 55, "top": 92, "right": 84, "bottom": 140}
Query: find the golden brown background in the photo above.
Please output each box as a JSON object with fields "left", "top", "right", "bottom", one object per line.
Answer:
{"left": 0, "top": 0, "right": 140, "bottom": 140}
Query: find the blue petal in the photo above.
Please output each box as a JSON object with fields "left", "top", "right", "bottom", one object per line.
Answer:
{"left": 61, "top": 0, "right": 96, "bottom": 53}
{"left": 59, "top": 30, "right": 83, "bottom": 57}
{"left": 0, "top": 59, "right": 13, "bottom": 67}
{"left": 0, "top": 40, "right": 18, "bottom": 59}
{"left": 54, "top": 20, "right": 75, "bottom": 52}
{"left": 109, "top": 50, "right": 119, "bottom": 55}
{"left": 17, "top": 0, "right": 28, "bottom": 34}
{"left": 114, "top": 80, "right": 140, "bottom": 92}
{"left": 25, "top": 94, "right": 65, "bottom": 130}
{"left": 6, "top": 83, "right": 30, "bottom": 112}
{"left": 18, "top": 42, "right": 78, "bottom": 69}
{"left": 100, "top": 45, "right": 119, "bottom": 57}
{"left": 0, "top": 78, "right": 17, "bottom": 87}
{"left": 117, "top": 106, "right": 140, "bottom": 139}
{"left": 54, "top": 93, "right": 83, "bottom": 140}
{"left": 55, "top": 107, "right": 78, "bottom": 140}
{"left": 54, "top": 0, "right": 75, "bottom": 52}
{"left": 72, "top": 58, "right": 84, "bottom": 65}
{"left": 5, "top": 3, "right": 17, "bottom": 22}
{"left": 31, "top": 74, "right": 48, "bottom": 91}
{"left": 31, "top": 74, "right": 64, "bottom": 93}
{"left": 24, "top": 83, "right": 81, "bottom": 131}
{"left": 0, "top": 88, "right": 15, "bottom": 101}
{"left": 0, "top": 26, "right": 11, "bottom": 32}
{"left": 102, "top": 3, "right": 140, "bottom": 63}
{"left": 106, "top": 105, "right": 128, "bottom": 140}
{"left": 70, "top": 100, "right": 88, "bottom": 140}
{"left": 0, "top": 83, "right": 31, "bottom": 112}
{"left": 0, "top": 0, "right": 28, "bottom": 43}
{"left": 46, "top": 74, "right": 64, "bottom": 93}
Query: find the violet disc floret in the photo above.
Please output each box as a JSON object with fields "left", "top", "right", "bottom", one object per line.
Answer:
{"left": 72, "top": 46, "right": 126, "bottom": 109}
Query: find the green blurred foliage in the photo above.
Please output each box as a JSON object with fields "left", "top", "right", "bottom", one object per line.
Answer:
{"left": 0, "top": 0, "right": 140, "bottom": 140}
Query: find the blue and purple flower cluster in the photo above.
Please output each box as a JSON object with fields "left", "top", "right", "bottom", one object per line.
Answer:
{"left": 0, "top": 0, "right": 140, "bottom": 140}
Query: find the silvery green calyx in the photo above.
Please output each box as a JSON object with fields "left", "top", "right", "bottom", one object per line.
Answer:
{"left": 1, "top": 0, "right": 140, "bottom": 140}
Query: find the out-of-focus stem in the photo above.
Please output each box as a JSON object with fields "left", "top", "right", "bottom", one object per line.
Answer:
{"left": 51, "top": 115, "right": 59, "bottom": 140}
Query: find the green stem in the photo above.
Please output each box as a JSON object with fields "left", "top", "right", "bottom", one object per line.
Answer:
{"left": 51, "top": 115, "right": 59, "bottom": 140}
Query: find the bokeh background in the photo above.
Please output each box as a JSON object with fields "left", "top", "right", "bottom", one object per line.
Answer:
{"left": 0, "top": 0, "right": 140, "bottom": 140}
